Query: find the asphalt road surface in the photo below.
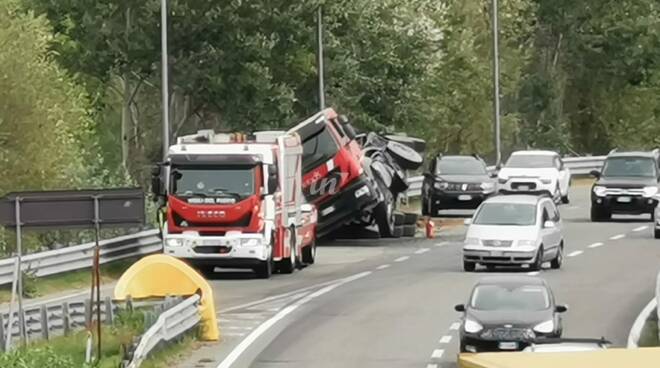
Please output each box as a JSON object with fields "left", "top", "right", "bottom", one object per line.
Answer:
{"left": 180, "top": 185, "right": 660, "bottom": 368}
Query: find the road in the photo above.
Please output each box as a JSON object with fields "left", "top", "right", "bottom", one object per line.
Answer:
{"left": 179, "top": 185, "right": 660, "bottom": 368}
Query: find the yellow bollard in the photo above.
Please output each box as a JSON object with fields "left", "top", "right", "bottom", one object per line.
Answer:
{"left": 113, "top": 254, "right": 219, "bottom": 340}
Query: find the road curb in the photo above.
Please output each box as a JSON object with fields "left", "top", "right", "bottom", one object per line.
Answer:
{"left": 627, "top": 298, "right": 657, "bottom": 348}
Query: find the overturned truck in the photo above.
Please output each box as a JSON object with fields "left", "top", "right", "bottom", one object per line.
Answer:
{"left": 289, "top": 108, "right": 425, "bottom": 238}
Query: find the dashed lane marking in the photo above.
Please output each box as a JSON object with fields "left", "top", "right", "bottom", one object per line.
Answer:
{"left": 426, "top": 364, "right": 438, "bottom": 368}
{"left": 394, "top": 256, "right": 410, "bottom": 262}
{"left": 526, "top": 271, "right": 540, "bottom": 276}
{"left": 435, "top": 242, "right": 449, "bottom": 247}
{"left": 633, "top": 226, "right": 648, "bottom": 232}
{"left": 415, "top": 248, "right": 430, "bottom": 255}
{"left": 431, "top": 349, "right": 445, "bottom": 359}
{"left": 376, "top": 264, "right": 390, "bottom": 270}
{"left": 439, "top": 335, "right": 452, "bottom": 344}
{"left": 449, "top": 322, "right": 461, "bottom": 330}
{"left": 588, "top": 242, "right": 604, "bottom": 249}
{"left": 567, "top": 250, "right": 583, "bottom": 257}
{"left": 610, "top": 234, "right": 625, "bottom": 240}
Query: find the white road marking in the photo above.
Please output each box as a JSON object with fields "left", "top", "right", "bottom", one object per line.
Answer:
{"left": 610, "top": 234, "right": 625, "bottom": 240}
{"left": 221, "top": 332, "right": 247, "bottom": 337}
{"left": 633, "top": 226, "right": 648, "bottom": 232}
{"left": 526, "top": 271, "right": 540, "bottom": 276}
{"left": 426, "top": 364, "right": 438, "bottom": 368}
{"left": 394, "top": 256, "right": 410, "bottom": 262}
{"left": 216, "top": 271, "right": 372, "bottom": 368}
{"left": 588, "top": 242, "right": 604, "bottom": 249}
{"left": 567, "top": 206, "right": 580, "bottom": 210}
{"left": 567, "top": 250, "right": 583, "bottom": 257}
{"left": 376, "top": 264, "right": 391, "bottom": 270}
{"left": 449, "top": 322, "right": 461, "bottom": 330}
{"left": 439, "top": 335, "right": 452, "bottom": 344}
{"left": 431, "top": 349, "right": 445, "bottom": 359}
{"left": 435, "top": 241, "right": 449, "bottom": 247}
{"left": 225, "top": 326, "right": 254, "bottom": 331}
{"left": 415, "top": 248, "right": 430, "bottom": 255}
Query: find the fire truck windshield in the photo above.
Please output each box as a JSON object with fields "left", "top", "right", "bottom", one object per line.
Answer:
{"left": 171, "top": 165, "right": 256, "bottom": 201}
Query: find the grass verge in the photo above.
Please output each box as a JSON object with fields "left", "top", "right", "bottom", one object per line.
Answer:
{"left": 0, "top": 259, "right": 135, "bottom": 303}
{"left": 639, "top": 307, "right": 660, "bottom": 347}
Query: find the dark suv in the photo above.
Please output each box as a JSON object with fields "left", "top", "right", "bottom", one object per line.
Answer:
{"left": 590, "top": 149, "right": 660, "bottom": 221}
{"left": 422, "top": 155, "right": 497, "bottom": 215}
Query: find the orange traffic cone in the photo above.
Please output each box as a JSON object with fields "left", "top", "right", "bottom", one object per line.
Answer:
{"left": 426, "top": 217, "right": 436, "bottom": 239}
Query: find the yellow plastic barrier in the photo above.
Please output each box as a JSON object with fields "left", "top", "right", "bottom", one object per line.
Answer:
{"left": 458, "top": 347, "right": 660, "bottom": 368}
{"left": 114, "top": 254, "right": 219, "bottom": 341}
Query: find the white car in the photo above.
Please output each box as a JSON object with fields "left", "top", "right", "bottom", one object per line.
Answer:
{"left": 462, "top": 194, "right": 564, "bottom": 272}
{"left": 497, "top": 151, "right": 571, "bottom": 204}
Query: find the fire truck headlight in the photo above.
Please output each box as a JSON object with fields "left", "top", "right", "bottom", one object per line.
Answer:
{"left": 166, "top": 238, "right": 183, "bottom": 247}
{"left": 241, "top": 239, "right": 259, "bottom": 247}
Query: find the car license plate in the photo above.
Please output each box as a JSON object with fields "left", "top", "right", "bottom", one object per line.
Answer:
{"left": 458, "top": 195, "right": 472, "bottom": 201}
{"left": 617, "top": 196, "right": 632, "bottom": 203}
{"left": 491, "top": 251, "right": 504, "bottom": 257}
{"left": 518, "top": 185, "right": 529, "bottom": 191}
{"left": 498, "top": 342, "right": 519, "bottom": 350}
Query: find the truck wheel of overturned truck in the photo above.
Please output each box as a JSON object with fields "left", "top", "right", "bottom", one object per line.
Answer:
{"left": 278, "top": 227, "right": 297, "bottom": 274}
{"left": 385, "top": 141, "right": 423, "bottom": 170}
{"left": 302, "top": 238, "right": 316, "bottom": 265}
{"left": 374, "top": 196, "right": 396, "bottom": 238}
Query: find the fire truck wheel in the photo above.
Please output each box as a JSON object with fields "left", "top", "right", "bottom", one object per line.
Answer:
{"left": 254, "top": 258, "right": 272, "bottom": 279}
{"left": 278, "top": 228, "right": 297, "bottom": 274}
{"left": 302, "top": 239, "right": 316, "bottom": 265}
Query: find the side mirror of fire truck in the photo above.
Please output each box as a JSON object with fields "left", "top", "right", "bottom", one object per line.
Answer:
{"left": 150, "top": 164, "right": 164, "bottom": 201}
{"left": 265, "top": 164, "right": 278, "bottom": 196}
{"left": 338, "top": 115, "right": 357, "bottom": 140}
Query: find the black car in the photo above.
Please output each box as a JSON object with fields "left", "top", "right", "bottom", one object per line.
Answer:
{"left": 422, "top": 155, "right": 497, "bottom": 215}
{"left": 590, "top": 149, "right": 660, "bottom": 222}
{"left": 454, "top": 276, "right": 567, "bottom": 353}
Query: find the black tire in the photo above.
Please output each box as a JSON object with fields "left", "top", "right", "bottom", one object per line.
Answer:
{"left": 531, "top": 246, "right": 544, "bottom": 271}
{"left": 393, "top": 225, "right": 404, "bottom": 238}
{"left": 459, "top": 340, "right": 468, "bottom": 353}
{"left": 384, "top": 135, "right": 427, "bottom": 154}
{"left": 278, "top": 228, "right": 297, "bottom": 274}
{"left": 374, "top": 195, "right": 396, "bottom": 238}
{"left": 402, "top": 224, "right": 416, "bottom": 237}
{"left": 421, "top": 197, "right": 430, "bottom": 216}
{"left": 655, "top": 229, "right": 660, "bottom": 239}
{"left": 254, "top": 256, "right": 273, "bottom": 279}
{"left": 561, "top": 194, "right": 570, "bottom": 204}
{"left": 394, "top": 212, "right": 405, "bottom": 226}
{"left": 402, "top": 213, "right": 418, "bottom": 225}
{"left": 198, "top": 265, "right": 216, "bottom": 278}
{"left": 590, "top": 207, "right": 603, "bottom": 222}
{"left": 385, "top": 141, "right": 424, "bottom": 170}
{"left": 302, "top": 239, "right": 316, "bottom": 265}
{"left": 464, "top": 261, "right": 476, "bottom": 272}
{"left": 550, "top": 242, "right": 563, "bottom": 269}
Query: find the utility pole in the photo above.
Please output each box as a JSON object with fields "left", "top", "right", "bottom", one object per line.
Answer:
{"left": 161, "top": 0, "right": 170, "bottom": 159}
{"left": 491, "top": 0, "right": 502, "bottom": 166}
{"left": 316, "top": 6, "right": 326, "bottom": 110}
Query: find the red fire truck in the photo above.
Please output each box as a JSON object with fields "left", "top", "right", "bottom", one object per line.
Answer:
{"left": 152, "top": 130, "right": 316, "bottom": 278}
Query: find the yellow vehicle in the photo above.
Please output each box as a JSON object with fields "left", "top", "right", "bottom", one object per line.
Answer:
{"left": 458, "top": 347, "right": 660, "bottom": 368}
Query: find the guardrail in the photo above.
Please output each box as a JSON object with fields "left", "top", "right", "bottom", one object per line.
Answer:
{"left": 405, "top": 155, "right": 606, "bottom": 198}
{"left": 0, "top": 295, "right": 178, "bottom": 351}
{"left": 122, "top": 294, "right": 201, "bottom": 368}
{"left": 0, "top": 229, "right": 162, "bottom": 286}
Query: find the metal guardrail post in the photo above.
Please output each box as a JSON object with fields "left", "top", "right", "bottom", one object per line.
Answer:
{"left": 40, "top": 305, "right": 49, "bottom": 341}
{"left": 62, "top": 302, "right": 71, "bottom": 336}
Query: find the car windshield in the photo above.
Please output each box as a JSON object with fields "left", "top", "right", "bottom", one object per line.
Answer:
{"left": 473, "top": 203, "right": 537, "bottom": 226}
{"left": 436, "top": 159, "right": 487, "bottom": 175}
{"left": 470, "top": 284, "right": 550, "bottom": 311}
{"left": 505, "top": 154, "right": 555, "bottom": 168}
{"left": 171, "top": 165, "right": 256, "bottom": 200}
{"left": 301, "top": 127, "right": 339, "bottom": 173}
{"left": 601, "top": 157, "right": 657, "bottom": 178}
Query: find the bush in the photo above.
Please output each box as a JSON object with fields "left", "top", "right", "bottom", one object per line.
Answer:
{"left": 0, "top": 346, "right": 75, "bottom": 368}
